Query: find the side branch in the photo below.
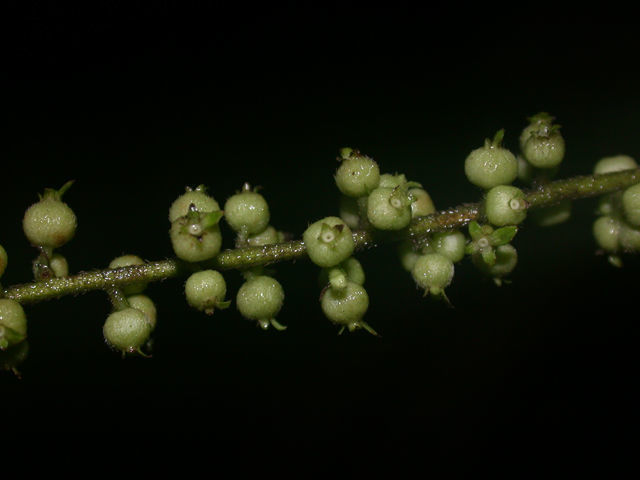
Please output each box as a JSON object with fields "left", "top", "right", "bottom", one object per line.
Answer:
{"left": 3, "top": 169, "right": 639, "bottom": 305}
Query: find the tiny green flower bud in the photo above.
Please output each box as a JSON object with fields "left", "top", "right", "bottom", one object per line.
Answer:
{"left": 0, "top": 299, "right": 28, "bottom": 351}
{"left": 409, "top": 188, "right": 436, "bottom": 218}
{"left": 49, "top": 253, "right": 69, "bottom": 277}
{"left": 593, "top": 215, "right": 621, "bottom": 252}
{"left": 367, "top": 186, "right": 412, "bottom": 230}
{"left": 411, "top": 253, "right": 454, "bottom": 298}
{"left": 522, "top": 123, "right": 565, "bottom": 169}
{"left": 303, "top": 216, "right": 355, "bottom": 268}
{"left": 103, "top": 307, "right": 153, "bottom": 355}
{"left": 334, "top": 149, "right": 381, "bottom": 198}
{"left": 185, "top": 270, "right": 230, "bottom": 315}
{"left": 246, "top": 225, "right": 279, "bottom": 247}
{"left": 593, "top": 155, "right": 637, "bottom": 175}
{"left": 431, "top": 230, "right": 466, "bottom": 263}
{"left": 224, "top": 183, "right": 270, "bottom": 235}
{"left": 464, "top": 129, "right": 518, "bottom": 189}
{"left": 485, "top": 185, "right": 527, "bottom": 227}
{"left": 236, "top": 275, "right": 285, "bottom": 330}
{"left": 23, "top": 181, "right": 77, "bottom": 249}
{"left": 169, "top": 185, "right": 220, "bottom": 223}
{"left": 127, "top": 294, "right": 157, "bottom": 331}
{"left": 109, "top": 254, "right": 148, "bottom": 295}
{"left": 0, "top": 244, "right": 7, "bottom": 279}
{"left": 321, "top": 281, "right": 377, "bottom": 336}
{"left": 622, "top": 183, "right": 640, "bottom": 227}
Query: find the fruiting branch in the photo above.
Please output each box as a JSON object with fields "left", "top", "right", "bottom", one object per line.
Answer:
{"left": 3, "top": 168, "right": 639, "bottom": 306}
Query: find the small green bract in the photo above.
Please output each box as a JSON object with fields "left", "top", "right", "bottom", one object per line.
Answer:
{"left": 334, "top": 149, "right": 380, "bottom": 198}
{"left": 485, "top": 185, "right": 527, "bottom": 227}
{"left": 23, "top": 181, "right": 77, "bottom": 249}
{"left": 185, "top": 270, "right": 229, "bottom": 315}
{"left": 236, "top": 275, "right": 285, "bottom": 330}
{"left": 103, "top": 307, "right": 153, "bottom": 355}
{"left": 0, "top": 299, "right": 28, "bottom": 351}
{"left": 464, "top": 129, "right": 518, "bottom": 189}
{"left": 303, "top": 216, "right": 355, "bottom": 268}
{"left": 224, "top": 183, "right": 270, "bottom": 235}
{"left": 367, "top": 186, "right": 412, "bottom": 230}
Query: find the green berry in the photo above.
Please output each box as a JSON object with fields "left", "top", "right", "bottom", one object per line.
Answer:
{"left": 334, "top": 149, "right": 380, "bottom": 198}
{"left": 622, "top": 183, "right": 640, "bottom": 227}
{"left": 236, "top": 275, "right": 285, "bottom": 330}
{"left": 49, "top": 253, "right": 69, "bottom": 277}
{"left": 397, "top": 240, "right": 421, "bottom": 272}
{"left": 103, "top": 307, "right": 153, "bottom": 355}
{"left": 23, "top": 181, "right": 77, "bottom": 248}
{"left": 464, "top": 129, "right": 518, "bottom": 189}
{"left": 169, "top": 185, "right": 220, "bottom": 223}
{"left": 170, "top": 209, "right": 223, "bottom": 263}
{"left": 0, "top": 299, "right": 27, "bottom": 351}
{"left": 522, "top": 123, "right": 565, "bottom": 169}
{"left": 303, "top": 216, "right": 355, "bottom": 268}
{"left": 519, "top": 112, "right": 555, "bottom": 151}
{"left": 367, "top": 186, "right": 412, "bottom": 230}
{"left": 593, "top": 215, "right": 621, "bottom": 252}
{"left": 411, "top": 253, "right": 454, "bottom": 298}
{"left": 593, "top": 155, "right": 637, "bottom": 175}
{"left": 318, "top": 256, "right": 365, "bottom": 289}
{"left": 409, "top": 188, "right": 436, "bottom": 218}
{"left": 517, "top": 155, "right": 535, "bottom": 184}
{"left": 530, "top": 200, "right": 572, "bottom": 227}
{"left": 472, "top": 243, "right": 518, "bottom": 285}
{"left": 127, "top": 294, "right": 157, "bottom": 331}
{"left": 185, "top": 270, "right": 229, "bottom": 315}
{"left": 0, "top": 244, "right": 7, "bottom": 279}
{"left": 485, "top": 185, "right": 527, "bottom": 226}
{"left": 619, "top": 222, "right": 640, "bottom": 252}
{"left": 431, "top": 230, "right": 466, "bottom": 263}
{"left": 321, "top": 281, "right": 377, "bottom": 336}
{"left": 108, "top": 254, "right": 148, "bottom": 295}
{"left": 379, "top": 173, "right": 408, "bottom": 189}
{"left": 246, "top": 225, "right": 279, "bottom": 247}
{"left": 224, "top": 183, "right": 270, "bottom": 236}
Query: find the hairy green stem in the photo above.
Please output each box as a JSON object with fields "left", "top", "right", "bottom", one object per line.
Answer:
{"left": 3, "top": 169, "right": 639, "bottom": 305}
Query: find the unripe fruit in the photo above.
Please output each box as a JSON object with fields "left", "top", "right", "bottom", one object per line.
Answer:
{"left": 170, "top": 217, "right": 223, "bottom": 263}
{"left": 397, "top": 240, "right": 421, "bottom": 272}
{"left": 517, "top": 155, "right": 535, "bottom": 184}
{"left": 236, "top": 275, "right": 285, "bottom": 330}
{"left": 622, "top": 183, "right": 640, "bottom": 227}
{"left": 321, "top": 281, "right": 375, "bottom": 335}
{"left": 592, "top": 215, "right": 620, "bottom": 252}
{"left": 23, "top": 182, "right": 77, "bottom": 248}
{"left": 522, "top": 124, "right": 565, "bottom": 169}
{"left": 103, "top": 307, "right": 153, "bottom": 354}
{"left": 519, "top": 112, "right": 555, "bottom": 151}
{"left": 411, "top": 253, "right": 454, "bottom": 297}
{"left": 431, "top": 230, "right": 466, "bottom": 263}
{"left": 185, "top": 270, "right": 229, "bottom": 315}
{"left": 464, "top": 130, "right": 518, "bottom": 189}
{"left": 619, "top": 222, "right": 640, "bottom": 252}
{"left": 472, "top": 243, "right": 518, "bottom": 284}
{"left": 49, "top": 253, "right": 69, "bottom": 277}
{"left": 127, "top": 294, "right": 157, "bottom": 330}
{"left": 485, "top": 185, "right": 527, "bottom": 226}
{"left": 367, "top": 186, "right": 412, "bottom": 230}
{"left": 303, "top": 216, "right": 355, "bottom": 268}
{"left": 0, "top": 299, "right": 27, "bottom": 350}
{"left": 169, "top": 185, "right": 220, "bottom": 223}
{"left": 379, "top": 172, "right": 408, "bottom": 189}
{"left": 593, "top": 155, "right": 637, "bottom": 175}
{"left": 0, "top": 244, "right": 7, "bottom": 279}
{"left": 334, "top": 149, "right": 380, "bottom": 198}
{"left": 224, "top": 183, "right": 270, "bottom": 235}
{"left": 109, "top": 254, "right": 148, "bottom": 295}
{"left": 409, "top": 188, "right": 436, "bottom": 218}
{"left": 318, "top": 257, "right": 365, "bottom": 289}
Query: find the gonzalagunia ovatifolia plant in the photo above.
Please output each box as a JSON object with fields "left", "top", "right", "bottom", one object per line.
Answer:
{"left": 2, "top": 112, "right": 640, "bottom": 376}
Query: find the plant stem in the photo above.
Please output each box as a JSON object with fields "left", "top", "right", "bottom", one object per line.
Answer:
{"left": 3, "top": 169, "right": 639, "bottom": 306}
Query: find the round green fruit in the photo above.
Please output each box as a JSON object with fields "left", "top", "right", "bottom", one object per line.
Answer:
{"left": 464, "top": 130, "right": 518, "bottom": 189}
{"left": 303, "top": 216, "right": 355, "bottom": 268}
{"left": 236, "top": 275, "right": 285, "bottom": 329}
{"left": 169, "top": 186, "right": 220, "bottom": 223}
{"left": 484, "top": 185, "right": 527, "bottom": 227}
{"left": 367, "top": 186, "right": 412, "bottom": 230}
{"left": 0, "top": 299, "right": 28, "bottom": 350}
{"left": 103, "top": 307, "right": 153, "bottom": 354}
{"left": 334, "top": 149, "right": 380, "bottom": 198}
{"left": 185, "top": 270, "right": 229, "bottom": 315}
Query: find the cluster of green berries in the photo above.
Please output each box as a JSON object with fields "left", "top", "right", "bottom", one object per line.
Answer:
{"left": 592, "top": 155, "right": 640, "bottom": 266}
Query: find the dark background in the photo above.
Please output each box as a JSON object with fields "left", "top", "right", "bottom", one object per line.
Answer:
{"left": 2, "top": 3, "right": 638, "bottom": 466}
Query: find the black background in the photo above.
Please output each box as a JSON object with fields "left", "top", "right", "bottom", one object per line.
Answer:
{"left": 2, "top": 3, "right": 638, "bottom": 468}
